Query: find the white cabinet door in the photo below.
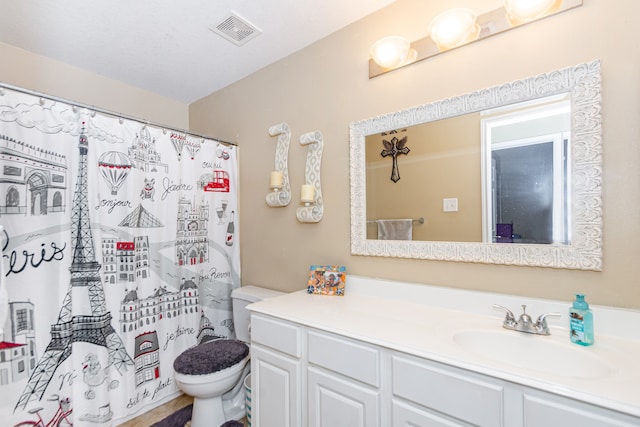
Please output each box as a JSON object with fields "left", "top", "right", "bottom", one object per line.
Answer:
{"left": 251, "top": 344, "right": 302, "bottom": 427}
{"left": 308, "top": 367, "right": 380, "bottom": 427}
{"left": 523, "top": 390, "right": 640, "bottom": 427}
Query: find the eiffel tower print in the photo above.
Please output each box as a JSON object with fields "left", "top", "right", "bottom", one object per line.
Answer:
{"left": 16, "top": 125, "right": 134, "bottom": 410}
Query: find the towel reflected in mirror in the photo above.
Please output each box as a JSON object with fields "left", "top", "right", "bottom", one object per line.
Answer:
{"left": 376, "top": 219, "right": 413, "bottom": 240}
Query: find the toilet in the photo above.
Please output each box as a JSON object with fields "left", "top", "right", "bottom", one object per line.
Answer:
{"left": 173, "top": 285, "right": 284, "bottom": 427}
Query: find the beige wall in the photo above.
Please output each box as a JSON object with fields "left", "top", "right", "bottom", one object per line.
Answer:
{"left": 190, "top": 0, "right": 640, "bottom": 309}
{"left": 0, "top": 42, "right": 189, "bottom": 129}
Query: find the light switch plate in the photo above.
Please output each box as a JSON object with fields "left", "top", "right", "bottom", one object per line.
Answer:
{"left": 443, "top": 198, "right": 458, "bottom": 212}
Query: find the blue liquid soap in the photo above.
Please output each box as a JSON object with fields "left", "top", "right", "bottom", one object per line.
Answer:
{"left": 569, "top": 294, "right": 594, "bottom": 346}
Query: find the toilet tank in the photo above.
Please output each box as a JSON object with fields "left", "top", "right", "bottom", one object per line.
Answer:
{"left": 231, "top": 285, "right": 284, "bottom": 343}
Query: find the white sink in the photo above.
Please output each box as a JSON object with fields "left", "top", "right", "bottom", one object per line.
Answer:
{"left": 453, "top": 329, "right": 616, "bottom": 379}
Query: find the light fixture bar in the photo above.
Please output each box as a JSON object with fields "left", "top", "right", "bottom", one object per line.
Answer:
{"left": 369, "top": 0, "right": 582, "bottom": 79}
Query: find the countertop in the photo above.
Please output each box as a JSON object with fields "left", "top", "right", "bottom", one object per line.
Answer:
{"left": 247, "top": 276, "right": 640, "bottom": 418}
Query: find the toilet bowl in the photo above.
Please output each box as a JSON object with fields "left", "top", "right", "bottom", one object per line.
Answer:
{"left": 173, "top": 285, "right": 284, "bottom": 427}
{"left": 174, "top": 339, "right": 249, "bottom": 427}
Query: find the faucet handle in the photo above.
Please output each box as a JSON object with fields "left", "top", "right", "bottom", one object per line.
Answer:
{"left": 534, "top": 312, "right": 562, "bottom": 335}
{"left": 518, "top": 305, "right": 534, "bottom": 325}
{"left": 493, "top": 304, "right": 517, "bottom": 328}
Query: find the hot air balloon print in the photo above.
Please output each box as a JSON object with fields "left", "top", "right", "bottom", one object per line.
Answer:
{"left": 170, "top": 132, "right": 185, "bottom": 160}
{"left": 98, "top": 151, "right": 133, "bottom": 195}
{"left": 184, "top": 136, "right": 202, "bottom": 160}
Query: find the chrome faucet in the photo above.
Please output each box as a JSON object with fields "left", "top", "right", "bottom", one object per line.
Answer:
{"left": 493, "top": 304, "right": 561, "bottom": 335}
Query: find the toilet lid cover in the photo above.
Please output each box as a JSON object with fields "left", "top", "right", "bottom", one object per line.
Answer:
{"left": 173, "top": 339, "right": 249, "bottom": 375}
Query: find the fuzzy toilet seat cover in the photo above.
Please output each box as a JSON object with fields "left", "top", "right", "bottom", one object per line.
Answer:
{"left": 173, "top": 339, "right": 249, "bottom": 375}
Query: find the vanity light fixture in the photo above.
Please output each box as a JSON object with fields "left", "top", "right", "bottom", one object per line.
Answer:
{"left": 369, "top": 0, "right": 581, "bottom": 78}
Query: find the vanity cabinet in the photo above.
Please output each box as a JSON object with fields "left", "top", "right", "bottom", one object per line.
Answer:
{"left": 250, "top": 312, "right": 639, "bottom": 427}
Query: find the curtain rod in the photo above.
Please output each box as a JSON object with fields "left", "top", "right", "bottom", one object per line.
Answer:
{"left": 0, "top": 81, "right": 237, "bottom": 147}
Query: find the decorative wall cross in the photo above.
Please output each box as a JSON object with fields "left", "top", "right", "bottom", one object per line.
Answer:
{"left": 381, "top": 135, "right": 410, "bottom": 182}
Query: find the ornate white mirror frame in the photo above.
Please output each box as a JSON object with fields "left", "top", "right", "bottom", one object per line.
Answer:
{"left": 349, "top": 60, "right": 602, "bottom": 270}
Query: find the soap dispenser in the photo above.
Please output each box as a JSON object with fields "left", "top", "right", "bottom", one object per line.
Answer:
{"left": 569, "top": 294, "right": 594, "bottom": 346}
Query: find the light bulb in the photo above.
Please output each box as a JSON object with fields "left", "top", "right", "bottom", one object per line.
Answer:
{"left": 505, "top": 0, "right": 563, "bottom": 25}
{"left": 429, "top": 8, "right": 480, "bottom": 51}
{"left": 370, "top": 36, "right": 411, "bottom": 69}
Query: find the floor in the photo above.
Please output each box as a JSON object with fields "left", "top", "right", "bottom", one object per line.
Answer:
{"left": 117, "top": 394, "right": 248, "bottom": 427}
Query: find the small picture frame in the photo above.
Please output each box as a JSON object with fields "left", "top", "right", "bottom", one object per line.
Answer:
{"left": 307, "top": 265, "right": 346, "bottom": 296}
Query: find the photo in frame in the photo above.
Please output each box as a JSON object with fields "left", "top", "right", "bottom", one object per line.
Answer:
{"left": 307, "top": 265, "right": 346, "bottom": 296}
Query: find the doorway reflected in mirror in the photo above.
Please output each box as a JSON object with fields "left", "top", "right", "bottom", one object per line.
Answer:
{"left": 482, "top": 94, "right": 570, "bottom": 245}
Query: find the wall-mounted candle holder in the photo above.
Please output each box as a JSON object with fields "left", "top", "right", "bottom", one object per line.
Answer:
{"left": 297, "top": 131, "right": 323, "bottom": 223}
{"left": 266, "top": 122, "right": 291, "bottom": 207}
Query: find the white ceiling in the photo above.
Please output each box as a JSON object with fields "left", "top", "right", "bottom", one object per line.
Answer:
{"left": 0, "top": 1, "right": 397, "bottom": 104}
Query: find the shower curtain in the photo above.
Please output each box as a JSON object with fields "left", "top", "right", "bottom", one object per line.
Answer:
{"left": 0, "top": 86, "right": 241, "bottom": 426}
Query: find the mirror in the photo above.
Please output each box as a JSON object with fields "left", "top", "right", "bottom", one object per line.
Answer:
{"left": 350, "top": 61, "right": 602, "bottom": 270}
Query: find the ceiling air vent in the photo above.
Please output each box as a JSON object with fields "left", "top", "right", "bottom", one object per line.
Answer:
{"left": 211, "top": 12, "right": 262, "bottom": 46}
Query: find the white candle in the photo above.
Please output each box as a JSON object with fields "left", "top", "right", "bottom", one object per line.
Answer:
{"left": 301, "top": 184, "right": 315, "bottom": 203}
{"left": 270, "top": 171, "right": 284, "bottom": 188}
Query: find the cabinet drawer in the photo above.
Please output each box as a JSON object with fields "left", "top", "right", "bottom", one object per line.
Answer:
{"left": 393, "top": 354, "right": 504, "bottom": 427}
{"left": 523, "top": 390, "right": 640, "bottom": 427}
{"left": 251, "top": 314, "right": 301, "bottom": 358}
{"left": 393, "top": 398, "right": 475, "bottom": 427}
{"left": 308, "top": 330, "right": 380, "bottom": 387}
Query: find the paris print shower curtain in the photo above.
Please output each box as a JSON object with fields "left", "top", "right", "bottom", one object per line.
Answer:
{"left": 0, "top": 86, "right": 241, "bottom": 426}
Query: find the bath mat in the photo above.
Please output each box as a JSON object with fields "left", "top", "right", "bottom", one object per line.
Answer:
{"left": 149, "top": 404, "right": 244, "bottom": 427}
{"left": 150, "top": 404, "right": 192, "bottom": 427}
